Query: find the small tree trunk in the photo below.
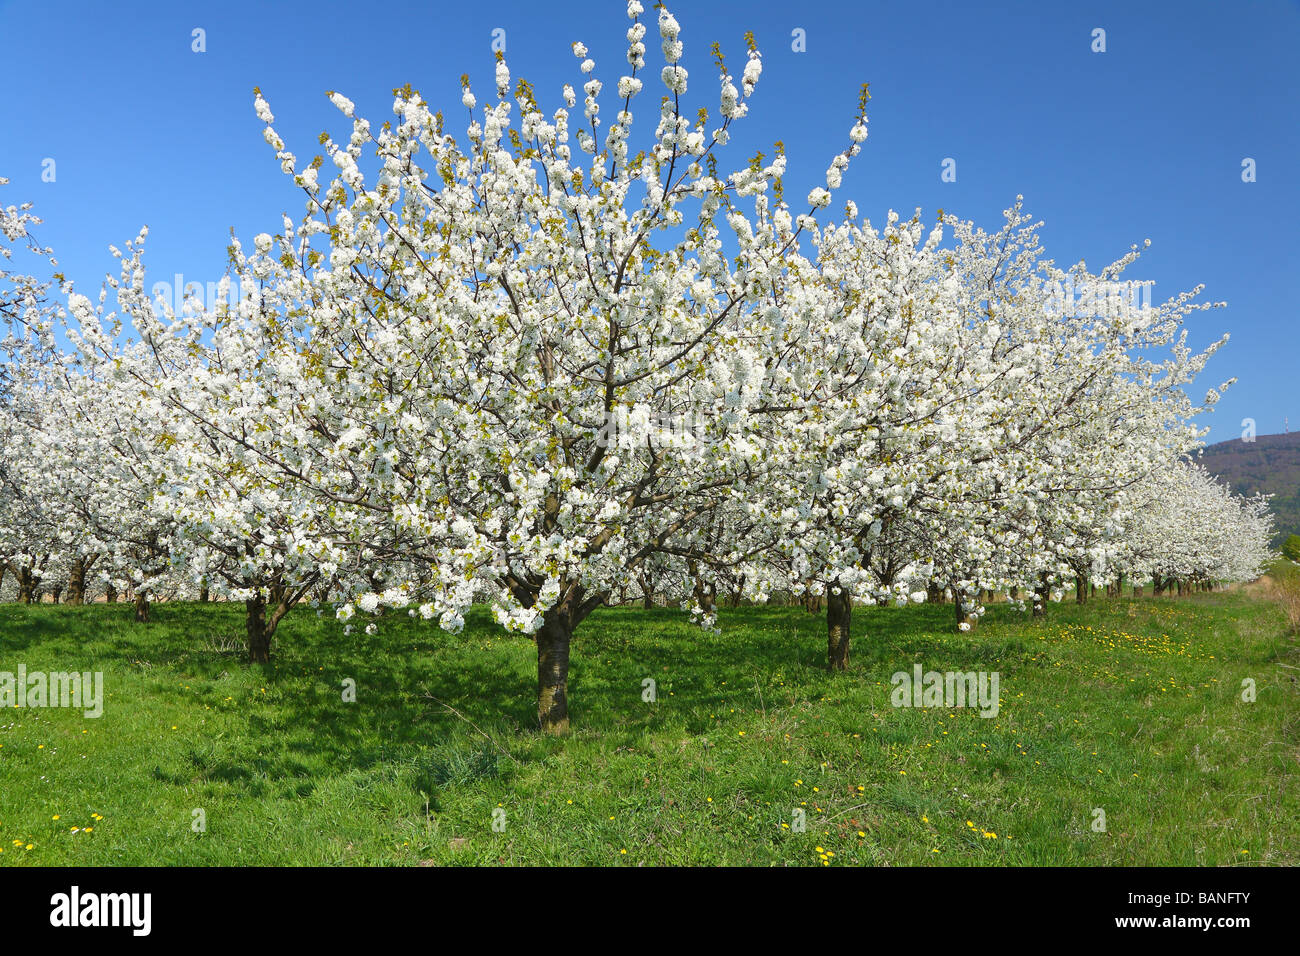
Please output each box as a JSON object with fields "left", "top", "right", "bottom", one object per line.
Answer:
{"left": 696, "top": 583, "right": 715, "bottom": 614}
{"left": 67, "top": 558, "right": 87, "bottom": 606}
{"left": 51, "top": 586, "right": 63, "bottom": 605}
{"left": 687, "top": 559, "right": 716, "bottom": 615}
{"left": 17, "top": 568, "right": 34, "bottom": 604}
{"left": 246, "top": 595, "right": 271, "bottom": 663}
{"left": 199, "top": 584, "right": 210, "bottom": 603}
{"left": 826, "top": 583, "right": 851, "bottom": 671}
{"left": 105, "top": 582, "right": 118, "bottom": 604}
{"left": 955, "top": 592, "right": 977, "bottom": 631}
{"left": 926, "top": 584, "right": 945, "bottom": 604}
{"left": 1032, "top": 574, "right": 1049, "bottom": 620}
{"left": 729, "top": 574, "right": 745, "bottom": 609}
{"left": 536, "top": 609, "right": 572, "bottom": 735}
{"left": 134, "top": 592, "right": 150, "bottom": 623}
{"left": 1075, "top": 576, "right": 1087, "bottom": 604}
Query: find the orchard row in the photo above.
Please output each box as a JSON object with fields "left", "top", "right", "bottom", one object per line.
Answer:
{"left": 0, "top": 4, "right": 1272, "bottom": 732}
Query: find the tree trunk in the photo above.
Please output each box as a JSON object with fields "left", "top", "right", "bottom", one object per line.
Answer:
{"left": 67, "top": 558, "right": 87, "bottom": 606}
{"left": 536, "top": 609, "right": 572, "bottom": 735}
{"left": 134, "top": 592, "right": 150, "bottom": 623}
{"left": 105, "top": 582, "right": 118, "bottom": 604}
{"left": 729, "top": 574, "right": 745, "bottom": 609}
{"left": 926, "top": 584, "right": 945, "bottom": 604}
{"left": 1032, "top": 574, "right": 1049, "bottom": 620}
{"left": 694, "top": 581, "right": 715, "bottom": 614}
{"left": 246, "top": 595, "right": 272, "bottom": 663}
{"left": 955, "top": 591, "right": 977, "bottom": 631}
{"left": 1075, "top": 576, "right": 1087, "bottom": 604}
{"left": 640, "top": 572, "right": 654, "bottom": 609}
{"left": 826, "top": 584, "right": 851, "bottom": 671}
{"left": 51, "top": 586, "right": 63, "bottom": 605}
{"left": 16, "top": 567, "right": 34, "bottom": 604}
{"left": 199, "top": 585, "right": 210, "bottom": 603}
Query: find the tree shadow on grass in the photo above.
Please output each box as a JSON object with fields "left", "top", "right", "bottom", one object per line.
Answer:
{"left": 7, "top": 598, "right": 1046, "bottom": 807}
{"left": 0, "top": 604, "right": 117, "bottom": 653}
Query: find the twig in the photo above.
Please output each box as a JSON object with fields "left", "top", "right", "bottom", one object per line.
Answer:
{"left": 422, "top": 692, "right": 521, "bottom": 766}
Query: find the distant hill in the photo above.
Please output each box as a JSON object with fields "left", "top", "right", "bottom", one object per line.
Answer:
{"left": 1199, "top": 431, "right": 1300, "bottom": 544}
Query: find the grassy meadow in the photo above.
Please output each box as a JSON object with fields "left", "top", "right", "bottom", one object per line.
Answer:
{"left": 1, "top": 582, "right": 1296, "bottom": 866}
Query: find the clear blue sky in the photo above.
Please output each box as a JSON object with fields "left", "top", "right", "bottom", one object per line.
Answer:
{"left": 2, "top": 0, "right": 1296, "bottom": 444}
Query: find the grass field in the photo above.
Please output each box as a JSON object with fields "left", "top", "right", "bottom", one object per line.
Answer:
{"left": 1, "top": 585, "right": 1296, "bottom": 866}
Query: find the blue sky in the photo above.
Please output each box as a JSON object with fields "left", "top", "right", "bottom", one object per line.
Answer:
{"left": 2, "top": 0, "right": 1296, "bottom": 443}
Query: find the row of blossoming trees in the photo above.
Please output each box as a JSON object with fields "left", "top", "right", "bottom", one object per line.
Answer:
{"left": 0, "top": 4, "right": 1274, "bottom": 732}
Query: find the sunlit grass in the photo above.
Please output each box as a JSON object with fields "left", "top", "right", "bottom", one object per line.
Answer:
{"left": 1, "top": 590, "right": 1295, "bottom": 865}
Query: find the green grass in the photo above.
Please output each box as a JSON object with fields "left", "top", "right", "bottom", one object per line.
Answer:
{"left": 1, "top": 589, "right": 1296, "bottom": 866}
